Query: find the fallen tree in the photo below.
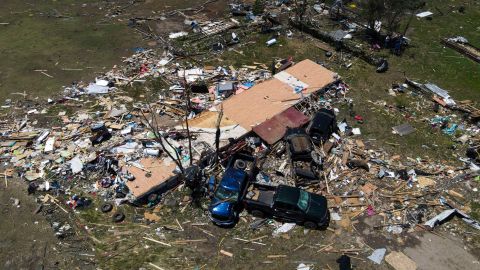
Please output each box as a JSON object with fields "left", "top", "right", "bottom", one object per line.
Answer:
{"left": 288, "top": 18, "right": 383, "bottom": 66}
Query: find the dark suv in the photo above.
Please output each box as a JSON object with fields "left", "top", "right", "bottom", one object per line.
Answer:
{"left": 306, "top": 108, "right": 336, "bottom": 144}
{"left": 244, "top": 183, "right": 330, "bottom": 229}
{"left": 284, "top": 128, "right": 314, "bottom": 161}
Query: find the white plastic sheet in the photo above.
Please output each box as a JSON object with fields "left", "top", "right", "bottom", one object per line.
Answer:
{"left": 70, "top": 157, "right": 84, "bottom": 174}
{"left": 368, "top": 248, "right": 387, "bottom": 264}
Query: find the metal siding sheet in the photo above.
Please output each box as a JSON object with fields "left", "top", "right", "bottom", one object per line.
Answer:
{"left": 253, "top": 107, "right": 309, "bottom": 144}
{"left": 392, "top": 123, "right": 416, "bottom": 136}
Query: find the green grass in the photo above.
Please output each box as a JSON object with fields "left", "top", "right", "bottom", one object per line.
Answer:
{"left": 392, "top": 0, "right": 480, "bottom": 101}
{"left": 332, "top": 0, "right": 479, "bottom": 161}
{"left": 471, "top": 202, "right": 480, "bottom": 220}
{"left": 209, "top": 33, "right": 331, "bottom": 67}
{"left": 323, "top": 0, "right": 480, "bottom": 102}
{"left": 0, "top": 0, "right": 144, "bottom": 100}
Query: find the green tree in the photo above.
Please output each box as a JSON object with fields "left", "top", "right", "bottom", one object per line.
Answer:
{"left": 359, "top": 0, "right": 385, "bottom": 32}
{"left": 384, "top": 0, "right": 424, "bottom": 34}
{"left": 359, "top": 0, "right": 424, "bottom": 35}
{"left": 292, "top": 0, "right": 311, "bottom": 22}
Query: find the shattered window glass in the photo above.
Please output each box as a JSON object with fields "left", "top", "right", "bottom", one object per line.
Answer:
{"left": 215, "top": 186, "right": 238, "bottom": 201}
{"left": 297, "top": 190, "right": 310, "bottom": 212}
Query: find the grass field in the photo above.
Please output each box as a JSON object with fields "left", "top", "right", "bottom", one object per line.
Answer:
{"left": 0, "top": 0, "right": 144, "bottom": 100}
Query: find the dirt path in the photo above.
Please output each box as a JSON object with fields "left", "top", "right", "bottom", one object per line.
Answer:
{"left": 357, "top": 214, "right": 479, "bottom": 270}
{"left": 403, "top": 233, "right": 480, "bottom": 270}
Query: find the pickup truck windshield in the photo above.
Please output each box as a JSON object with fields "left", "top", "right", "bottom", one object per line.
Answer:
{"left": 215, "top": 186, "right": 239, "bottom": 201}
{"left": 297, "top": 190, "right": 310, "bottom": 211}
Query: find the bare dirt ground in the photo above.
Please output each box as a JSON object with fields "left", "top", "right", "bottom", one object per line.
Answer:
{"left": 404, "top": 233, "right": 480, "bottom": 270}
{"left": 357, "top": 214, "right": 480, "bottom": 270}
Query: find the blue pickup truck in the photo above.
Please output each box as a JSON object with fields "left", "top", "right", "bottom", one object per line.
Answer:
{"left": 208, "top": 154, "right": 256, "bottom": 227}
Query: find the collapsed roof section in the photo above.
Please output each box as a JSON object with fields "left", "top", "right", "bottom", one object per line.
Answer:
{"left": 125, "top": 158, "right": 180, "bottom": 201}
{"left": 188, "top": 59, "right": 338, "bottom": 146}
{"left": 130, "top": 59, "right": 338, "bottom": 202}
{"left": 252, "top": 107, "right": 310, "bottom": 145}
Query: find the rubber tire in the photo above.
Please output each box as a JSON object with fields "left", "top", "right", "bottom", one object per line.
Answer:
{"left": 233, "top": 159, "right": 247, "bottom": 170}
{"left": 304, "top": 221, "right": 317, "bottom": 230}
{"left": 147, "top": 193, "right": 159, "bottom": 203}
{"left": 318, "top": 210, "right": 331, "bottom": 230}
{"left": 101, "top": 203, "right": 113, "bottom": 213}
{"left": 251, "top": 210, "right": 265, "bottom": 218}
{"left": 113, "top": 212, "right": 125, "bottom": 223}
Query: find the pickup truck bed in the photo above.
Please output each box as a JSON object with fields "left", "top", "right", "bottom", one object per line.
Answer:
{"left": 245, "top": 184, "right": 276, "bottom": 206}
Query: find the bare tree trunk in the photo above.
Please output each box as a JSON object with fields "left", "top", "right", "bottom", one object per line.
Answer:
{"left": 150, "top": 106, "right": 185, "bottom": 168}
{"left": 140, "top": 106, "right": 185, "bottom": 174}
{"left": 214, "top": 105, "right": 224, "bottom": 165}
{"left": 402, "top": 10, "right": 416, "bottom": 37}
{"left": 183, "top": 78, "right": 194, "bottom": 166}
{"left": 387, "top": 12, "right": 401, "bottom": 35}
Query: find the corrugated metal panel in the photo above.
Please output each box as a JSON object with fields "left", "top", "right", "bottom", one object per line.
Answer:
{"left": 392, "top": 123, "right": 416, "bottom": 136}
{"left": 253, "top": 107, "right": 309, "bottom": 145}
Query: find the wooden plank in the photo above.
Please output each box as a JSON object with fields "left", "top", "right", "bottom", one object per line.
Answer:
{"left": 442, "top": 38, "right": 480, "bottom": 63}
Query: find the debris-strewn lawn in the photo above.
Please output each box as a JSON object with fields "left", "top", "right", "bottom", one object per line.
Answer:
{"left": 1, "top": 1, "right": 479, "bottom": 269}
{"left": 214, "top": 0, "right": 479, "bottom": 162}
{"left": 75, "top": 188, "right": 386, "bottom": 270}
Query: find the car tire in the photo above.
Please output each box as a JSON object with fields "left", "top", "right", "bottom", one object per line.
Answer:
{"left": 318, "top": 210, "right": 331, "bottom": 230}
{"left": 101, "top": 203, "right": 113, "bottom": 213}
{"left": 148, "top": 193, "right": 159, "bottom": 203}
{"left": 233, "top": 159, "right": 247, "bottom": 170}
{"left": 233, "top": 212, "right": 240, "bottom": 223}
{"left": 113, "top": 212, "right": 125, "bottom": 223}
{"left": 251, "top": 210, "right": 265, "bottom": 218}
{"left": 304, "top": 221, "right": 317, "bottom": 230}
